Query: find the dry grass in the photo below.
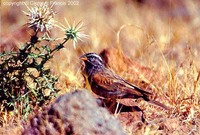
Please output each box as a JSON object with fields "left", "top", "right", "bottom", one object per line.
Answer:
{"left": 1, "top": 0, "right": 200, "bottom": 134}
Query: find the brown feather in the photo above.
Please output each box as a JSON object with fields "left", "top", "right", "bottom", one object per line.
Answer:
{"left": 91, "top": 68, "right": 151, "bottom": 100}
{"left": 80, "top": 53, "right": 170, "bottom": 110}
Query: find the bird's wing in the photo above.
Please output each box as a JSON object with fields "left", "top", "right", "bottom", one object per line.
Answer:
{"left": 92, "top": 70, "right": 117, "bottom": 91}
{"left": 92, "top": 69, "right": 152, "bottom": 98}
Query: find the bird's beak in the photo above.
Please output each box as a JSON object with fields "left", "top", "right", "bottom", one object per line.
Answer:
{"left": 80, "top": 56, "right": 88, "bottom": 61}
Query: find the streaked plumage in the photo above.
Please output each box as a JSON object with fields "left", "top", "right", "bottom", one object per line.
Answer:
{"left": 80, "top": 53, "right": 169, "bottom": 110}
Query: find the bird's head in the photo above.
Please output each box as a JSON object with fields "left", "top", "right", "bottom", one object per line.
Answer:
{"left": 80, "top": 53, "right": 104, "bottom": 75}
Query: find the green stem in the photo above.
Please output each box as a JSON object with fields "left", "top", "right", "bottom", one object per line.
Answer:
{"left": 50, "top": 37, "right": 69, "bottom": 54}
{"left": 37, "top": 38, "right": 69, "bottom": 70}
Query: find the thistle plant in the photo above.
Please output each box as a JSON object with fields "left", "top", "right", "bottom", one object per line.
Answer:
{"left": 0, "top": 3, "right": 88, "bottom": 123}
{"left": 57, "top": 19, "right": 89, "bottom": 49}
{"left": 23, "top": 2, "right": 55, "bottom": 32}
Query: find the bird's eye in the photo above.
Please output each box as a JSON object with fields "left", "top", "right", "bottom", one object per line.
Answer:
{"left": 90, "top": 57, "right": 95, "bottom": 62}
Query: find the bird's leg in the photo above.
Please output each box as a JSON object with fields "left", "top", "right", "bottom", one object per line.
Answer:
{"left": 96, "top": 98, "right": 146, "bottom": 123}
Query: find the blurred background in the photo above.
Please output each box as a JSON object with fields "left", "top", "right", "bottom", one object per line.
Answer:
{"left": 1, "top": 0, "right": 200, "bottom": 91}
{"left": 1, "top": 0, "right": 200, "bottom": 134}
{"left": 1, "top": 0, "right": 200, "bottom": 59}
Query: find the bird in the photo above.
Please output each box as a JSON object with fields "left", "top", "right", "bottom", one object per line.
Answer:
{"left": 80, "top": 52, "right": 170, "bottom": 110}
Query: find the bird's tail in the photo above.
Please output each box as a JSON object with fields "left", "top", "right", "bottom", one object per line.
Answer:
{"left": 148, "top": 100, "right": 170, "bottom": 110}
